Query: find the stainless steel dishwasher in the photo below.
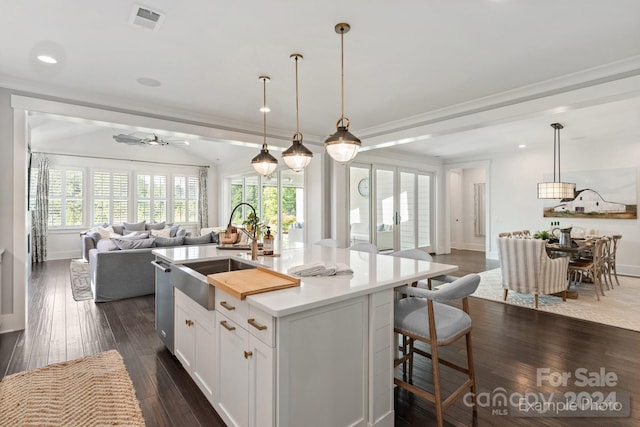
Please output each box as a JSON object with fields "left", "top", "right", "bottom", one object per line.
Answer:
{"left": 152, "top": 257, "right": 256, "bottom": 354}
{"left": 152, "top": 258, "right": 174, "bottom": 353}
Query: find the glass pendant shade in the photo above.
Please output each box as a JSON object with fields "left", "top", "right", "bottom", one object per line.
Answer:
{"left": 283, "top": 134, "right": 313, "bottom": 172}
{"left": 325, "top": 123, "right": 361, "bottom": 164}
{"left": 537, "top": 123, "right": 575, "bottom": 199}
{"left": 252, "top": 145, "right": 278, "bottom": 176}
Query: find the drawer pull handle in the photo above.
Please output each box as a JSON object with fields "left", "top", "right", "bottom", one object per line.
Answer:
{"left": 220, "top": 301, "right": 236, "bottom": 311}
{"left": 247, "top": 318, "right": 267, "bottom": 331}
{"left": 185, "top": 319, "right": 194, "bottom": 327}
{"left": 244, "top": 351, "right": 253, "bottom": 359}
{"left": 220, "top": 320, "right": 236, "bottom": 331}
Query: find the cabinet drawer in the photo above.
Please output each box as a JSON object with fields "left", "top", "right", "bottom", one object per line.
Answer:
{"left": 248, "top": 305, "right": 275, "bottom": 347}
{"left": 215, "top": 288, "right": 249, "bottom": 326}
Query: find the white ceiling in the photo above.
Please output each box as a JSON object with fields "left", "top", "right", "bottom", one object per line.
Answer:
{"left": 2, "top": 0, "right": 640, "bottom": 164}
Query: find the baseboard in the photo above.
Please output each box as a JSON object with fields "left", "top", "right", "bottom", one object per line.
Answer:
{"left": 618, "top": 264, "right": 640, "bottom": 277}
{"left": 48, "top": 250, "right": 81, "bottom": 261}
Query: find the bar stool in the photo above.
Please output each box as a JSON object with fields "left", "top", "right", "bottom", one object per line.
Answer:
{"left": 394, "top": 274, "right": 481, "bottom": 427}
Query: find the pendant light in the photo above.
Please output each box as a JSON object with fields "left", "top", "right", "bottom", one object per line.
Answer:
{"left": 537, "top": 123, "right": 576, "bottom": 199}
{"left": 283, "top": 53, "right": 313, "bottom": 172}
{"left": 252, "top": 75, "right": 278, "bottom": 177}
{"left": 324, "top": 23, "right": 361, "bottom": 164}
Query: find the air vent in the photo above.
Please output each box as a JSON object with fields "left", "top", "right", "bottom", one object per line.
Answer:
{"left": 130, "top": 5, "right": 164, "bottom": 31}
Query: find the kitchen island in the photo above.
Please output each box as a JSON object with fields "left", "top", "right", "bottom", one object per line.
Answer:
{"left": 152, "top": 244, "right": 458, "bottom": 427}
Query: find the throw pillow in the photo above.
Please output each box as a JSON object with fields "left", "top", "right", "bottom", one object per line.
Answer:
{"left": 96, "top": 239, "right": 119, "bottom": 252}
{"left": 184, "top": 233, "right": 212, "bottom": 245}
{"left": 93, "top": 225, "right": 114, "bottom": 239}
{"left": 112, "top": 224, "right": 125, "bottom": 235}
{"left": 123, "top": 229, "right": 151, "bottom": 238}
{"left": 86, "top": 230, "right": 102, "bottom": 242}
{"left": 146, "top": 221, "right": 166, "bottom": 230}
{"left": 111, "top": 237, "right": 155, "bottom": 250}
{"left": 154, "top": 236, "right": 185, "bottom": 247}
{"left": 176, "top": 228, "right": 187, "bottom": 238}
{"left": 151, "top": 228, "right": 171, "bottom": 238}
{"left": 169, "top": 224, "right": 181, "bottom": 237}
{"left": 211, "top": 231, "right": 220, "bottom": 244}
{"left": 123, "top": 220, "right": 146, "bottom": 231}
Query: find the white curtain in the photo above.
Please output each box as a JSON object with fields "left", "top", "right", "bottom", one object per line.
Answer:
{"left": 198, "top": 166, "right": 209, "bottom": 230}
{"left": 32, "top": 155, "right": 49, "bottom": 263}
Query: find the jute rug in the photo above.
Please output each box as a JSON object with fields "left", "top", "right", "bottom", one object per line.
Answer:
{"left": 70, "top": 259, "right": 92, "bottom": 301}
{"left": 0, "top": 350, "right": 145, "bottom": 426}
{"left": 472, "top": 268, "right": 640, "bottom": 332}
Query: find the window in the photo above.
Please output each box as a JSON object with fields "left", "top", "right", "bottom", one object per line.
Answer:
{"left": 174, "top": 175, "right": 199, "bottom": 223}
{"left": 137, "top": 174, "right": 167, "bottom": 222}
{"left": 93, "top": 171, "right": 129, "bottom": 225}
{"left": 48, "top": 168, "right": 84, "bottom": 227}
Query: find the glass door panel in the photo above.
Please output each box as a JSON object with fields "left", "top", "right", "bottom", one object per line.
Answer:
{"left": 349, "top": 166, "right": 371, "bottom": 245}
{"left": 281, "top": 169, "right": 305, "bottom": 246}
{"left": 399, "top": 172, "right": 416, "bottom": 250}
{"left": 417, "top": 174, "right": 432, "bottom": 248}
{"left": 375, "top": 169, "right": 395, "bottom": 251}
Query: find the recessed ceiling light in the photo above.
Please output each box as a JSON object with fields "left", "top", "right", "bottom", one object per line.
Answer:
{"left": 518, "top": 144, "right": 527, "bottom": 148}
{"left": 136, "top": 77, "right": 162, "bottom": 87}
{"left": 37, "top": 55, "right": 57, "bottom": 64}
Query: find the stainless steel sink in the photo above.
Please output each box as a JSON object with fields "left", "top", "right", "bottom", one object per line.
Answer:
{"left": 171, "top": 258, "right": 256, "bottom": 309}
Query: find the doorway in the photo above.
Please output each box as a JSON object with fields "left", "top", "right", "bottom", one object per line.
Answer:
{"left": 448, "top": 167, "right": 487, "bottom": 252}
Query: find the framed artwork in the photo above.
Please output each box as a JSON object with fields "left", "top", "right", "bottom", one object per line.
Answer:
{"left": 542, "top": 167, "right": 637, "bottom": 219}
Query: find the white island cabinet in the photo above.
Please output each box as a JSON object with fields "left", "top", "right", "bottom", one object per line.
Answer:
{"left": 153, "top": 244, "right": 458, "bottom": 427}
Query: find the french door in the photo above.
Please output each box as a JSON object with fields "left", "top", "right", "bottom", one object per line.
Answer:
{"left": 350, "top": 165, "right": 433, "bottom": 252}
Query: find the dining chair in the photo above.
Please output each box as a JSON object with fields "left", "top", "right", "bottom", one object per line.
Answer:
{"left": 498, "top": 232, "right": 512, "bottom": 238}
{"left": 313, "top": 238, "right": 339, "bottom": 247}
{"left": 522, "top": 230, "right": 531, "bottom": 237}
{"left": 394, "top": 274, "right": 481, "bottom": 427}
{"left": 349, "top": 241, "right": 378, "bottom": 253}
{"left": 607, "top": 235, "right": 622, "bottom": 287}
{"left": 512, "top": 231, "right": 523, "bottom": 238}
{"left": 568, "top": 237, "right": 607, "bottom": 300}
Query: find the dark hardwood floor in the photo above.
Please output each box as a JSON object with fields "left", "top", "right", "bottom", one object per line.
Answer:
{"left": 1, "top": 250, "right": 638, "bottom": 426}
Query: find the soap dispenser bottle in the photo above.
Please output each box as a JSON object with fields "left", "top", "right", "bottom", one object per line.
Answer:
{"left": 263, "top": 226, "right": 274, "bottom": 255}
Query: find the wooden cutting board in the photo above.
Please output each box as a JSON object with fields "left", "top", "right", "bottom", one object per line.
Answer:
{"left": 207, "top": 266, "right": 301, "bottom": 300}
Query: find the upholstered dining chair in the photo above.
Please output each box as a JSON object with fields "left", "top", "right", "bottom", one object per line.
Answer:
{"left": 394, "top": 274, "right": 481, "bottom": 427}
{"left": 497, "top": 237, "right": 569, "bottom": 308}
{"left": 349, "top": 241, "right": 378, "bottom": 253}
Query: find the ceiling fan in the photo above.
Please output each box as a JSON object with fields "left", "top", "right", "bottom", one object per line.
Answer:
{"left": 112, "top": 133, "right": 189, "bottom": 146}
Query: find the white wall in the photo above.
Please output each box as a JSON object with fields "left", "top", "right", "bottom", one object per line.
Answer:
{"left": 485, "top": 136, "right": 640, "bottom": 276}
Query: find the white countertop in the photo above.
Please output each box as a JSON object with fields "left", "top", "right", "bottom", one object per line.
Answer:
{"left": 153, "top": 244, "right": 458, "bottom": 317}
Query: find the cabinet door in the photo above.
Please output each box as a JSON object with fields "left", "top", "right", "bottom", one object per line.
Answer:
{"left": 174, "top": 300, "right": 195, "bottom": 372}
{"left": 248, "top": 335, "right": 275, "bottom": 427}
{"left": 216, "top": 312, "right": 249, "bottom": 427}
{"left": 193, "top": 310, "right": 216, "bottom": 405}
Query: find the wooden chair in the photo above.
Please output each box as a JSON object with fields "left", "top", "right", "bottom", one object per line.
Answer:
{"left": 512, "top": 231, "right": 523, "bottom": 238}
{"left": 607, "top": 235, "right": 622, "bottom": 287}
{"left": 522, "top": 230, "right": 531, "bottom": 237}
{"left": 498, "top": 232, "right": 512, "bottom": 238}
{"left": 393, "top": 274, "right": 481, "bottom": 427}
{"left": 568, "top": 237, "right": 608, "bottom": 300}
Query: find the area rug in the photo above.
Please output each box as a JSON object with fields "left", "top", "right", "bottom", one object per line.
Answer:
{"left": 0, "top": 349, "right": 145, "bottom": 426}
{"left": 473, "top": 268, "right": 640, "bottom": 332}
{"left": 70, "top": 259, "right": 92, "bottom": 301}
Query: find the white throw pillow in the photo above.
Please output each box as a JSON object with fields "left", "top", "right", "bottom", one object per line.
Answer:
{"left": 151, "top": 228, "right": 172, "bottom": 238}
{"left": 93, "top": 225, "right": 114, "bottom": 240}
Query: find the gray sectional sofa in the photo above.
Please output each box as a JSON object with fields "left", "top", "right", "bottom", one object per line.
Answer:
{"left": 83, "top": 221, "right": 219, "bottom": 302}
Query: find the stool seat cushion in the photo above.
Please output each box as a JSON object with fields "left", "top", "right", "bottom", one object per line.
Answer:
{"left": 394, "top": 298, "right": 471, "bottom": 344}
